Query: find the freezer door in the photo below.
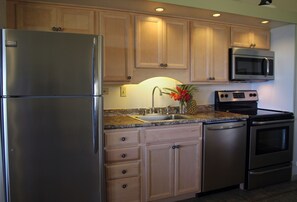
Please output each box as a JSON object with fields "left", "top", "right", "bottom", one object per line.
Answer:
{"left": 2, "top": 29, "right": 102, "bottom": 96}
{"left": 2, "top": 97, "right": 104, "bottom": 202}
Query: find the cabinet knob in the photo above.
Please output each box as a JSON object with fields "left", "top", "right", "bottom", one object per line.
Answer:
{"left": 163, "top": 63, "right": 168, "bottom": 67}
{"left": 121, "top": 137, "right": 126, "bottom": 141}
{"left": 121, "top": 153, "right": 127, "bottom": 158}
{"left": 57, "top": 27, "right": 64, "bottom": 31}
{"left": 160, "top": 63, "right": 164, "bottom": 67}
{"left": 122, "top": 169, "right": 127, "bottom": 174}
{"left": 127, "top": 76, "right": 132, "bottom": 80}
{"left": 172, "top": 145, "right": 180, "bottom": 149}
{"left": 122, "top": 184, "right": 128, "bottom": 189}
{"left": 52, "top": 26, "right": 57, "bottom": 31}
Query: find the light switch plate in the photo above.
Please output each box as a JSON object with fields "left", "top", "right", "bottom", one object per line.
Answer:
{"left": 120, "top": 86, "right": 127, "bottom": 97}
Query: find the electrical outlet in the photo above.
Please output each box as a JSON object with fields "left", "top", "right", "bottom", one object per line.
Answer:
{"left": 103, "top": 88, "right": 109, "bottom": 95}
{"left": 120, "top": 86, "right": 127, "bottom": 97}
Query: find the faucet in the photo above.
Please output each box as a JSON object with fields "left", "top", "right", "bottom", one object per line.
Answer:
{"left": 152, "top": 86, "right": 163, "bottom": 114}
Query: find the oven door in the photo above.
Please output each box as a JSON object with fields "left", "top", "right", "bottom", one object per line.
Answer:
{"left": 249, "top": 119, "right": 294, "bottom": 169}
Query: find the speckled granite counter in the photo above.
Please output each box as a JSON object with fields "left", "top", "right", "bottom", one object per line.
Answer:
{"left": 104, "top": 111, "right": 248, "bottom": 129}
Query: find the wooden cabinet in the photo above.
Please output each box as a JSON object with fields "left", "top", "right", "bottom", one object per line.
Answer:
{"left": 143, "top": 124, "right": 202, "bottom": 201}
{"left": 190, "top": 21, "right": 229, "bottom": 82}
{"left": 105, "top": 128, "right": 141, "bottom": 202}
{"left": 231, "top": 26, "right": 270, "bottom": 49}
{"left": 98, "top": 11, "right": 133, "bottom": 82}
{"left": 135, "top": 15, "right": 189, "bottom": 69}
{"left": 15, "top": 3, "right": 95, "bottom": 34}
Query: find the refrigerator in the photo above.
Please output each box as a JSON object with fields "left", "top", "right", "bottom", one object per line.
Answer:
{"left": 0, "top": 29, "right": 105, "bottom": 202}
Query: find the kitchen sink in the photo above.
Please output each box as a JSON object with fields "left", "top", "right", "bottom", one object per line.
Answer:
{"left": 132, "top": 114, "right": 189, "bottom": 122}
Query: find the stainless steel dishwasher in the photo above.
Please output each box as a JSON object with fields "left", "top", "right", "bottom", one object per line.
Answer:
{"left": 202, "top": 120, "right": 247, "bottom": 192}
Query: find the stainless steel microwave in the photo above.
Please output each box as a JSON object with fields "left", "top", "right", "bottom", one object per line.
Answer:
{"left": 229, "top": 48, "right": 274, "bottom": 81}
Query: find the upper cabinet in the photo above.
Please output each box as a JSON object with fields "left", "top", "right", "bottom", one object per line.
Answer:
{"left": 190, "top": 21, "right": 230, "bottom": 83}
{"left": 231, "top": 26, "right": 270, "bottom": 49}
{"left": 15, "top": 3, "right": 95, "bottom": 34}
{"left": 98, "top": 11, "right": 133, "bottom": 82}
{"left": 135, "top": 15, "right": 189, "bottom": 69}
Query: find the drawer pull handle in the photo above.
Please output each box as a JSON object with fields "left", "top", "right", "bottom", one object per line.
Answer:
{"left": 121, "top": 137, "right": 126, "bottom": 141}
{"left": 122, "top": 184, "right": 128, "bottom": 189}
{"left": 122, "top": 169, "right": 127, "bottom": 174}
{"left": 121, "top": 153, "right": 127, "bottom": 158}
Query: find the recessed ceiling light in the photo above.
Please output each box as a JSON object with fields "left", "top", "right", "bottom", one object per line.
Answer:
{"left": 261, "top": 20, "right": 270, "bottom": 24}
{"left": 155, "top": 7, "right": 165, "bottom": 12}
{"left": 212, "top": 13, "right": 221, "bottom": 17}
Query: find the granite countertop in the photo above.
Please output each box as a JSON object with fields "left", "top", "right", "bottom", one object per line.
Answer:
{"left": 104, "top": 111, "right": 248, "bottom": 129}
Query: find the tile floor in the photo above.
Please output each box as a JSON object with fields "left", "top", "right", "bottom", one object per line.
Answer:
{"left": 181, "top": 180, "right": 297, "bottom": 202}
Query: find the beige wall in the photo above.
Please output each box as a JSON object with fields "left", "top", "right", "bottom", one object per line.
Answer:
{"left": 0, "top": 0, "right": 6, "bottom": 28}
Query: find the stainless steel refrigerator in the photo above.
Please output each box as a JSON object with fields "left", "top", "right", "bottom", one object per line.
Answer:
{"left": 0, "top": 29, "right": 105, "bottom": 202}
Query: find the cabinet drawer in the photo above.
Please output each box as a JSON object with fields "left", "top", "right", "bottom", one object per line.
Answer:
{"left": 106, "top": 162, "right": 139, "bottom": 180}
{"left": 106, "top": 147, "right": 139, "bottom": 162}
{"left": 105, "top": 129, "right": 139, "bottom": 147}
{"left": 107, "top": 177, "right": 140, "bottom": 202}
{"left": 145, "top": 124, "right": 202, "bottom": 143}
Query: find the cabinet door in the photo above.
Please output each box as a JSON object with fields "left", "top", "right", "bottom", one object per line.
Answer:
{"left": 135, "top": 15, "right": 163, "bottom": 68}
{"left": 99, "top": 11, "right": 132, "bottom": 82}
{"left": 163, "top": 18, "right": 188, "bottom": 69}
{"left": 16, "top": 3, "right": 57, "bottom": 31}
{"left": 190, "top": 22, "right": 210, "bottom": 82}
{"left": 211, "top": 24, "right": 229, "bottom": 82}
{"left": 57, "top": 7, "right": 95, "bottom": 34}
{"left": 230, "top": 26, "right": 251, "bottom": 48}
{"left": 174, "top": 140, "right": 202, "bottom": 195}
{"left": 252, "top": 28, "right": 270, "bottom": 49}
{"left": 145, "top": 143, "right": 174, "bottom": 201}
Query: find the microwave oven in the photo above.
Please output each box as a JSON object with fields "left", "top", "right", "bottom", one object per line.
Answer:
{"left": 229, "top": 48, "right": 274, "bottom": 81}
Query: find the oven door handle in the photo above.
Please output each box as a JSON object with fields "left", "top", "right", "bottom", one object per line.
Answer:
{"left": 206, "top": 123, "right": 246, "bottom": 130}
{"left": 249, "top": 165, "right": 292, "bottom": 175}
{"left": 252, "top": 119, "right": 294, "bottom": 125}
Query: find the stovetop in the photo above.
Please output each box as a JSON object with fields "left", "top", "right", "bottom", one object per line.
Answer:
{"left": 226, "top": 108, "right": 294, "bottom": 120}
{"left": 215, "top": 90, "right": 294, "bottom": 120}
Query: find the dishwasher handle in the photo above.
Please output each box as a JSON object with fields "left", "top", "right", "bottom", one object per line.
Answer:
{"left": 206, "top": 122, "right": 246, "bottom": 131}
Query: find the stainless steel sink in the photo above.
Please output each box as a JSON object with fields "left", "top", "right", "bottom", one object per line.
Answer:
{"left": 132, "top": 114, "right": 189, "bottom": 122}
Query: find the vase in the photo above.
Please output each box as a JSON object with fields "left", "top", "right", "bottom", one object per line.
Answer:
{"left": 179, "top": 102, "right": 186, "bottom": 114}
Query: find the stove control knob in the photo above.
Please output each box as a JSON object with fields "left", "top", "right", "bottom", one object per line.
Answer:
{"left": 220, "top": 94, "right": 224, "bottom": 98}
{"left": 225, "top": 94, "right": 229, "bottom": 98}
{"left": 253, "top": 93, "right": 257, "bottom": 97}
{"left": 249, "top": 93, "right": 253, "bottom": 97}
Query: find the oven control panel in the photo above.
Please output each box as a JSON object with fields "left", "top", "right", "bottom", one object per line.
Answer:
{"left": 216, "top": 90, "right": 258, "bottom": 102}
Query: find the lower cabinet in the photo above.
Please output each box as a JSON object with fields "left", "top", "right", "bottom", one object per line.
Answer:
{"left": 143, "top": 124, "right": 202, "bottom": 201}
{"left": 105, "top": 128, "right": 141, "bottom": 202}
{"left": 105, "top": 124, "right": 202, "bottom": 202}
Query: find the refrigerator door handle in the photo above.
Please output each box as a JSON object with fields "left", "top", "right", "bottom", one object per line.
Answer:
{"left": 92, "top": 97, "right": 99, "bottom": 153}
{"left": 93, "top": 36, "right": 103, "bottom": 96}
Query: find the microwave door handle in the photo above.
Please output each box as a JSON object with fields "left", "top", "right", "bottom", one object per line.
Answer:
{"left": 264, "top": 57, "right": 269, "bottom": 76}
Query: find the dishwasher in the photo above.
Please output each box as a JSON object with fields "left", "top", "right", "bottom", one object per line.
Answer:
{"left": 202, "top": 120, "right": 247, "bottom": 192}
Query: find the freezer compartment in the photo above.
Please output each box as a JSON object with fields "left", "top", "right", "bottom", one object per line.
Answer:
{"left": 2, "top": 29, "right": 102, "bottom": 96}
{"left": 2, "top": 97, "right": 104, "bottom": 202}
